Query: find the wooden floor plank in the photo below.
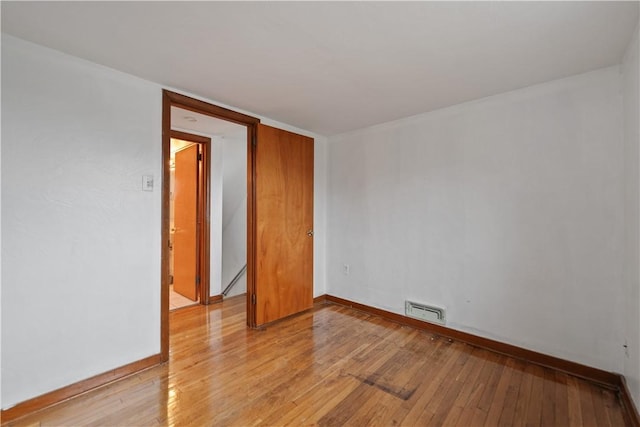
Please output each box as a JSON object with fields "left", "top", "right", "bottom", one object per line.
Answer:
{"left": 497, "top": 359, "right": 525, "bottom": 426}
{"left": 590, "top": 384, "right": 613, "bottom": 427}
{"left": 393, "top": 340, "right": 466, "bottom": 425}
{"left": 554, "top": 370, "right": 570, "bottom": 427}
{"left": 456, "top": 350, "right": 503, "bottom": 426}
{"left": 567, "top": 375, "right": 585, "bottom": 427}
{"left": 483, "top": 357, "right": 515, "bottom": 425}
{"left": 4, "top": 298, "right": 630, "bottom": 427}
{"left": 578, "top": 376, "right": 599, "bottom": 427}
{"left": 440, "top": 346, "right": 487, "bottom": 426}
{"left": 524, "top": 364, "right": 545, "bottom": 426}
{"left": 541, "top": 367, "right": 557, "bottom": 426}
{"left": 512, "top": 362, "right": 534, "bottom": 427}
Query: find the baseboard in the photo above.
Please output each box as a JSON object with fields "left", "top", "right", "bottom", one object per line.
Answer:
{"left": 323, "top": 295, "right": 620, "bottom": 389}
{"left": 313, "top": 295, "right": 327, "bottom": 304}
{"left": 0, "top": 354, "right": 161, "bottom": 424}
{"left": 619, "top": 375, "right": 640, "bottom": 427}
{"left": 322, "top": 294, "right": 640, "bottom": 419}
{"left": 5, "top": 296, "right": 637, "bottom": 424}
{"left": 222, "top": 293, "right": 247, "bottom": 302}
{"left": 208, "top": 294, "right": 223, "bottom": 304}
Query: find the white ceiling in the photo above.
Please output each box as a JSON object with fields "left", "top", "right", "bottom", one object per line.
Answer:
{"left": 2, "top": 1, "right": 638, "bottom": 136}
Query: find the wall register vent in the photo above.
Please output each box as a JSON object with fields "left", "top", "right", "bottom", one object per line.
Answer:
{"left": 405, "top": 301, "right": 446, "bottom": 325}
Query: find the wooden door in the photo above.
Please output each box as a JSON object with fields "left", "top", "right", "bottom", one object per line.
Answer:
{"left": 254, "top": 124, "right": 314, "bottom": 325}
{"left": 173, "top": 144, "right": 199, "bottom": 301}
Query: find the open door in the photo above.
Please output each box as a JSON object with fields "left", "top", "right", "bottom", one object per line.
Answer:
{"left": 173, "top": 144, "right": 199, "bottom": 301}
{"left": 253, "top": 124, "right": 314, "bottom": 326}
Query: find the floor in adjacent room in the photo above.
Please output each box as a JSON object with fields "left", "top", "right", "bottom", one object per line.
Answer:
{"left": 169, "top": 284, "right": 198, "bottom": 310}
{"left": 5, "top": 296, "right": 631, "bottom": 426}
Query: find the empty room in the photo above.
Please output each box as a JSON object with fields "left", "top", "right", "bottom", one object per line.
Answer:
{"left": 1, "top": 1, "right": 640, "bottom": 426}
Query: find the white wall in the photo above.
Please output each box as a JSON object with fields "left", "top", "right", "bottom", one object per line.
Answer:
{"left": 221, "top": 133, "right": 248, "bottom": 297}
{"left": 327, "top": 66, "right": 625, "bottom": 373}
{"left": 222, "top": 198, "right": 247, "bottom": 297}
{"left": 314, "top": 138, "right": 328, "bottom": 297}
{"left": 1, "top": 35, "right": 328, "bottom": 409}
{"left": 1, "top": 35, "right": 162, "bottom": 409}
{"left": 623, "top": 20, "right": 640, "bottom": 407}
{"left": 221, "top": 133, "right": 248, "bottom": 230}
{"left": 209, "top": 138, "right": 224, "bottom": 296}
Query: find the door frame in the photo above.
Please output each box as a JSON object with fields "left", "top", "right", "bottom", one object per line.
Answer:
{"left": 170, "top": 130, "right": 211, "bottom": 304}
{"left": 161, "top": 90, "right": 260, "bottom": 361}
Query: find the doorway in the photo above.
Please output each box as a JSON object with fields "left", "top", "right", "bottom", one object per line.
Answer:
{"left": 170, "top": 108, "right": 249, "bottom": 309}
{"left": 169, "top": 131, "right": 211, "bottom": 310}
{"left": 161, "top": 90, "right": 315, "bottom": 362}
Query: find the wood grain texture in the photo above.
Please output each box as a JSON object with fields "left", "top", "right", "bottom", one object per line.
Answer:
{"left": 255, "top": 124, "right": 314, "bottom": 325}
{"left": 313, "top": 295, "right": 327, "bottom": 304}
{"left": 173, "top": 144, "right": 199, "bottom": 301}
{"left": 164, "top": 90, "right": 260, "bottom": 127}
{"left": 170, "top": 131, "right": 212, "bottom": 305}
{"left": 324, "top": 295, "right": 621, "bottom": 390}
{"left": 0, "top": 355, "right": 161, "bottom": 424}
{"left": 197, "top": 135, "right": 212, "bottom": 305}
{"left": 620, "top": 375, "right": 640, "bottom": 427}
{"left": 170, "top": 130, "right": 210, "bottom": 145}
{"left": 2, "top": 298, "right": 631, "bottom": 426}
{"left": 161, "top": 90, "right": 172, "bottom": 361}
{"left": 208, "top": 294, "right": 223, "bottom": 304}
{"left": 246, "top": 125, "right": 257, "bottom": 327}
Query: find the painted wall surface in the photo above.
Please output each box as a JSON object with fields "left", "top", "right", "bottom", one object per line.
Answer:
{"left": 1, "top": 35, "right": 327, "bottom": 409}
{"left": 221, "top": 133, "right": 248, "bottom": 231}
{"left": 221, "top": 133, "right": 248, "bottom": 297}
{"left": 1, "top": 36, "right": 162, "bottom": 408}
{"left": 313, "top": 138, "right": 328, "bottom": 298}
{"left": 222, "top": 198, "right": 247, "bottom": 297}
{"left": 623, "top": 20, "right": 640, "bottom": 407}
{"left": 209, "top": 138, "right": 224, "bottom": 296}
{"left": 327, "top": 67, "right": 625, "bottom": 372}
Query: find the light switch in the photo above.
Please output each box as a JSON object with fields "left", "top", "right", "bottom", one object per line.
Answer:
{"left": 142, "top": 175, "right": 154, "bottom": 191}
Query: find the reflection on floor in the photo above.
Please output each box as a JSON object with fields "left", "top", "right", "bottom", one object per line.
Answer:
{"left": 170, "top": 285, "right": 198, "bottom": 310}
{"left": 10, "top": 297, "right": 632, "bottom": 426}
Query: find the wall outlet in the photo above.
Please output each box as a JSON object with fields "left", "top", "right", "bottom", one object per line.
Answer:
{"left": 342, "top": 264, "right": 350, "bottom": 275}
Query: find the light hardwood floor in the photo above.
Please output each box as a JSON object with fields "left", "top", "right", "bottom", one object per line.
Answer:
{"left": 5, "top": 296, "right": 630, "bottom": 426}
{"left": 169, "top": 285, "right": 198, "bottom": 310}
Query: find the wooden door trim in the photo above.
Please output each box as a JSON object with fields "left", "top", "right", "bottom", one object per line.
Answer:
{"left": 170, "top": 130, "right": 211, "bottom": 306}
{"left": 247, "top": 124, "right": 257, "bottom": 328}
{"left": 171, "top": 130, "right": 211, "bottom": 145}
{"left": 162, "top": 90, "right": 260, "bottom": 361}
{"left": 165, "top": 91, "right": 261, "bottom": 127}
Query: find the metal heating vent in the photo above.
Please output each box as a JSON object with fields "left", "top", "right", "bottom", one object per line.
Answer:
{"left": 405, "top": 301, "right": 446, "bottom": 325}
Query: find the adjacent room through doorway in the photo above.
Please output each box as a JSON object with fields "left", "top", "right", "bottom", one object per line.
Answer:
{"left": 169, "top": 137, "right": 201, "bottom": 310}
{"left": 170, "top": 107, "right": 248, "bottom": 311}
